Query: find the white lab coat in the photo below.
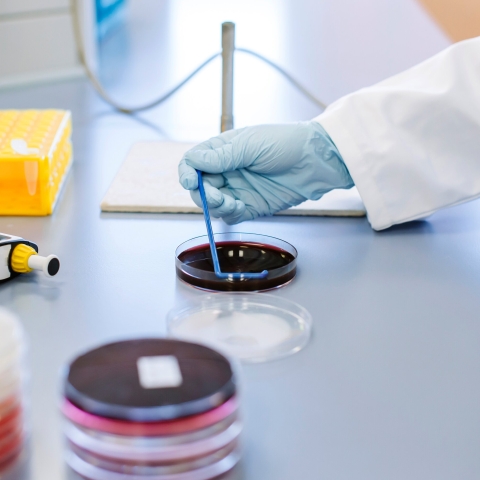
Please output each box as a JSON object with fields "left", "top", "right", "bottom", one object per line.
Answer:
{"left": 315, "top": 36, "right": 480, "bottom": 231}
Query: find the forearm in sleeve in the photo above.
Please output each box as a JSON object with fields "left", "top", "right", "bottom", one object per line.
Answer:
{"left": 315, "top": 36, "right": 480, "bottom": 230}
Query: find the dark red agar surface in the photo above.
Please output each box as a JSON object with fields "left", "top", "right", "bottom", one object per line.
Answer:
{"left": 176, "top": 241, "right": 296, "bottom": 291}
{"left": 64, "top": 339, "right": 236, "bottom": 422}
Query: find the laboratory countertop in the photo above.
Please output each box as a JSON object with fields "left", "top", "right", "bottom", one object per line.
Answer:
{"left": 1, "top": 2, "right": 480, "bottom": 479}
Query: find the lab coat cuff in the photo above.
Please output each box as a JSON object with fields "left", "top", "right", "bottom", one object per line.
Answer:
{"left": 313, "top": 112, "right": 392, "bottom": 231}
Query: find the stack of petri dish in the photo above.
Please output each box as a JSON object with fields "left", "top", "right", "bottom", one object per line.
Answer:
{"left": 0, "top": 308, "right": 26, "bottom": 470}
{"left": 62, "top": 338, "right": 241, "bottom": 480}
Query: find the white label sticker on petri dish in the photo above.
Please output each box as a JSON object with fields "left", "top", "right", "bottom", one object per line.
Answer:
{"left": 136, "top": 355, "right": 183, "bottom": 389}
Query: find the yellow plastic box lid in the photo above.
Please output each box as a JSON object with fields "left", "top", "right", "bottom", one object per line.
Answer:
{"left": 0, "top": 110, "right": 72, "bottom": 216}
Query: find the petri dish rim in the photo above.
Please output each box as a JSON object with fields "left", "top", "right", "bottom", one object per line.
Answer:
{"left": 167, "top": 293, "right": 313, "bottom": 363}
{"left": 68, "top": 439, "right": 239, "bottom": 475}
{"left": 64, "top": 420, "right": 242, "bottom": 462}
{"left": 175, "top": 232, "right": 298, "bottom": 292}
{"left": 66, "top": 444, "right": 241, "bottom": 480}
{"left": 61, "top": 396, "right": 239, "bottom": 437}
{"left": 69, "top": 414, "right": 237, "bottom": 448}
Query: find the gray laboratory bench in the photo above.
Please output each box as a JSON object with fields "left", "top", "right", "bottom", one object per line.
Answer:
{"left": 1, "top": 3, "right": 480, "bottom": 479}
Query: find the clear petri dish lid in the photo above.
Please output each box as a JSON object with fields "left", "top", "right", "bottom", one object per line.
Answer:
{"left": 167, "top": 293, "right": 312, "bottom": 363}
{"left": 0, "top": 365, "right": 25, "bottom": 388}
{"left": 68, "top": 439, "right": 239, "bottom": 476}
{"left": 0, "top": 309, "right": 24, "bottom": 361}
{"left": 66, "top": 442, "right": 241, "bottom": 480}
{"left": 0, "top": 346, "right": 25, "bottom": 378}
{"left": 64, "top": 420, "right": 242, "bottom": 462}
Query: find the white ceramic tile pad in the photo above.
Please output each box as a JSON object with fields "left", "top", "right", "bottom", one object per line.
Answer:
{"left": 101, "top": 142, "right": 366, "bottom": 217}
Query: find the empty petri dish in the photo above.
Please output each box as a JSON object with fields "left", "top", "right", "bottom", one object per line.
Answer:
{"left": 175, "top": 233, "right": 297, "bottom": 292}
{"left": 68, "top": 440, "right": 239, "bottom": 475}
{"left": 64, "top": 419, "right": 242, "bottom": 462}
{"left": 64, "top": 339, "right": 237, "bottom": 422}
{"left": 66, "top": 441, "right": 241, "bottom": 480}
{"left": 167, "top": 293, "right": 312, "bottom": 363}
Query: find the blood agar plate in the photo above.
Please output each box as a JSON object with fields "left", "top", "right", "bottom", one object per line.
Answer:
{"left": 62, "top": 339, "right": 242, "bottom": 480}
{"left": 0, "top": 308, "right": 26, "bottom": 468}
{"left": 65, "top": 414, "right": 238, "bottom": 450}
{"left": 64, "top": 419, "right": 242, "bottom": 462}
{"left": 167, "top": 293, "right": 312, "bottom": 363}
{"left": 61, "top": 396, "right": 239, "bottom": 436}
{"left": 176, "top": 233, "right": 297, "bottom": 292}
{"left": 64, "top": 339, "right": 236, "bottom": 422}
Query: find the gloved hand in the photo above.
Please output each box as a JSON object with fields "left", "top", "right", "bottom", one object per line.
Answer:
{"left": 178, "top": 121, "right": 354, "bottom": 224}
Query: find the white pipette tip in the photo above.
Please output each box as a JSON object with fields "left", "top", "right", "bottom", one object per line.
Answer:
{"left": 10, "top": 138, "right": 40, "bottom": 155}
{"left": 27, "top": 254, "right": 60, "bottom": 277}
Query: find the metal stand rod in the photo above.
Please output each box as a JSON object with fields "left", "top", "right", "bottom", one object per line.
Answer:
{"left": 221, "top": 22, "right": 235, "bottom": 132}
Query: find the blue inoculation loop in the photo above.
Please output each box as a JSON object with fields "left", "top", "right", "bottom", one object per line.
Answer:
{"left": 196, "top": 170, "right": 268, "bottom": 280}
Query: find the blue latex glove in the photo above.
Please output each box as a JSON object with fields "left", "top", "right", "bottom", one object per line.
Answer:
{"left": 178, "top": 121, "right": 354, "bottom": 224}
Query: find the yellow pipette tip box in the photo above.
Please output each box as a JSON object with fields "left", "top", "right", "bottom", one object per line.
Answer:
{"left": 0, "top": 110, "right": 72, "bottom": 216}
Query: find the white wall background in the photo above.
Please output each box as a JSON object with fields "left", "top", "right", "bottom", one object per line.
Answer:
{"left": 95, "top": 0, "right": 449, "bottom": 139}
{"left": 0, "top": 0, "right": 94, "bottom": 88}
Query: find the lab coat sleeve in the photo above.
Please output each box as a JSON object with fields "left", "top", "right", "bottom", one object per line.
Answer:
{"left": 314, "top": 36, "right": 480, "bottom": 231}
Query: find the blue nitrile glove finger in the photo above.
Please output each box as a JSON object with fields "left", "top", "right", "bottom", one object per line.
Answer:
{"left": 188, "top": 173, "right": 225, "bottom": 208}
{"left": 201, "top": 173, "right": 224, "bottom": 189}
{"left": 178, "top": 121, "right": 354, "bottom": 224}
{"left": 189, "top": 174, "right": 244, "bottom": 219}
{"left": 188, "top": 171, "right": 253, "bottom": 222}
{"left": 190, "top": 186, "right": 240, "bottom": 218}
{"left": 178, "top": 129, "right": 241, "bottom": 190}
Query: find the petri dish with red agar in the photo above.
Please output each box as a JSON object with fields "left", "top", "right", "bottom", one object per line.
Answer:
{"left": 62, "top": 338, "right": 242, "bottom": 480}
{"left": 0, "top": 308, "right": 26, "bottom": 471}
{"left": 64, "top": 339, "right": 236, "bottom": 421}
{"left": 175, "top": 233, "right": 297, "bottom": 292}
{"left": 167, "top": 293, "right": 312, "bottom": 363}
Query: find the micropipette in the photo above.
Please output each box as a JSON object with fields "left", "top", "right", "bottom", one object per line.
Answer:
{"left": 0, "top": 233, "right": 60, "bottom": 282}
{"left": 196, "top": 170, "right": 268, "bottom": 280}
